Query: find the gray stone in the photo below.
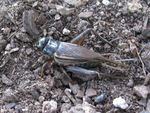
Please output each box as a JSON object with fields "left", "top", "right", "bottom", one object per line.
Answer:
{"left": 69, "top": 83, "right": 80, "bottom": 95}
{"left": 64, "top": 0, "right": 89, "bottom": 7}
{"left": 0, "top": 36, "right": 7, "bottom": 52}
{"left": 147, "top": 99, "right": 150, "bottom": 112}
{"left": 78, "top": 19, "right": 90, "bottom": 31}
{"left": 5, "top": 103, "right": 16, "bottom": 109}
{"left": 133, "top": 85, "right": 149, "bottom": 99}
{"left": 2, "top": 89, "right": 18, "bottom": 102}
{"left": 15, "top": 32, "right": 31, "bottom": 42}
{"left": 2, "top": 74, "right": 13, "bottom": 86}
{"left": 85, "top": 88, "right": 97, "bottom": 97}
{"left": 0, "top": 6, "right": 7, "bottom": 21}
{"left": 78, "top": 12, "right": 93, "bottom": 18}
{"left": 56, "top": 5, "right": 74, "bottom": 15}
{"left": 55, "top": 14, "right": 61, "bottom": 20}
{"left": 66, "top": 102, "right": 96, "bottom": 113}
{"left": 138, "top": 98, "right": 147, "bottom": 107}
{"left": 38, "top": 96, "right": 45, "bottom": 103}
{"left": 76, "top": 90, "right": 84, "bottom": 98}
{"left": 18, "top": 80, "right": 30, "bottom": 90}
{"left": 26, "top": 48, "right": 32, "bottom": 55}
{"left": 49, "top": 9, "right": 57, "bottom": 16}
{"left": 127, "top": 0, "right": 142, "bottom": 13}
{"left": 127, "top": 78, "right": 134, "bottom": 87}
{"left": 42, "top": 100, "right": 57, "bottom": 113}
{"left": 62, "top": 95, "right": 70, "bottom": 103}
{"left": 61, "top": 103, "right": 71, "bottom": 113}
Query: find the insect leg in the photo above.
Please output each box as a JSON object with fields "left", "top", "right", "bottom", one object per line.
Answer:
{"left": 66, "top": 66, "right": 100, "bottom": 81}
{"left": 71, "top": 28, "right": 92, "bottom": 45}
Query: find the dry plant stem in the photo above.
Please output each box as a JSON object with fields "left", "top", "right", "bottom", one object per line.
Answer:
{"left": 0, "top": 54, "right": 10, "bottom": 69}
{"left": 65, "top": 89, "right": 76, "bottom": 105}
{"left": 136, "top": 48, "right": 147, "bottom": 76}
{"left": 143, "top": 16, "right": 148, "bottom": 29}
{"left": 92, "top": 29, "right": 113, "bottom": 47}
{"left": 40, "top": 62, "right": 48, "bottom": 78}
{"left": 101, "top": 63, "right": 125, "bottom": 71}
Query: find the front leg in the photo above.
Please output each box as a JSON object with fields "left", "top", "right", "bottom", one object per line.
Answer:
{"left": 66, "top": 66, "right": 100, "bottom": 81}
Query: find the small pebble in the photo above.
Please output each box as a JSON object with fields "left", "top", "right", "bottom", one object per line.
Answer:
{"left": 49, "top": 9, "right": 57, "bottom": 15}
{"left": 55, "top": 14, "right": 61, "bottom": 20}
{"left": 5, "top": 43, "right": 12, "bottom": 51}
{"left": 64, "top": 0, "right": 88, "bottom": 7}
{"left": 133, "top": 85, "right": 149, "bottom": 99}
{"left": 56, "top": 5, "right": 74, "bottom": 15}
{"left": 62, "top": 95, "right": 70, "bottom": 103}
{"left": 61, "top": 103, "right": 71, "bottom": 113}
{"left": 39, "top": 96, "right": 45, "bottom": 103}
{"left": 127, "top": 0, "right": 142, "bottom": 13}
{"left": 32, "top": 1, "right": 38, "bottom": 7}
{"left": 2, "top": 74, "right": 13, "bottom": 86}
{"left": 2, "top": 88, "right": 18, "bottom": 102}
{"left": 95, "top": 93, "right": 107, "bottom": 103}
{"left": 127, "top": 78, "right": 134, "bottom": 87}
{"left": 26, "top": 48, "right": 32, "bottom": 55}
{"left": 5, "top": 103, "right": 16, "bottom": 109}
{"left": 76, "top": 90, "right": 84, "bottom": 98}
{"left": 85, "top": 88, "right": 97, "bottom": 97}
{"left": 113, "top": 97, "right": 128, "bottom": 109}
{"left": 62, "top": 28, "right": 71, "bottom": 35}
{"left": 69, "top": 83, "right": 80, "bottom": 95}
{"left": 78, "top": 19, "right": 90, "bottom": 31}
{"left": 0, "top": 36, "right": 7, "bottom": 52}
{"left": 102, "top": 0, "right": 111, "bottom": 6}
{"left": 42, "top": 100, "right": 57, "bottom": 113}
{"left": 147, "top": 99, "right": 150, "bottom": 112}
{"left": 78, "top": 11, "right": 93, "bottom": 18}
{"left": 10, "top": 47, "right": 19, "bottom": 53}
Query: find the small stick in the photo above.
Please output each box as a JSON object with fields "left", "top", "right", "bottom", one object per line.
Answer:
{"left": 91, "top": 29, "right": 113, "bottom": 47}
{"left": 136, "top": 48, "right": 147, "bottom": 76}
{"left": 65, "top": 88, "right": 76, "bottom": 105}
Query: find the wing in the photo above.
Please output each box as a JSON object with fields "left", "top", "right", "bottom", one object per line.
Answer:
{"left": 54, "top": 42, "right": 101, "bottom": 65}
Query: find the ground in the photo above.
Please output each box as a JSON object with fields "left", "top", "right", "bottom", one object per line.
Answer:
{"left": 0, "top": 0, "right": 149, "bottom": 113}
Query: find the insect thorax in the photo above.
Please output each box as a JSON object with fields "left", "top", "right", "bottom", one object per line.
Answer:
{"left": 43, "top": 39, "right": 60, "bottom": 56}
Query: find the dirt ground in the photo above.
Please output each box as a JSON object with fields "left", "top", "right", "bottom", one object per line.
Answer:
{"left": 0, "top": 0, "right": 150, "bottom": 113}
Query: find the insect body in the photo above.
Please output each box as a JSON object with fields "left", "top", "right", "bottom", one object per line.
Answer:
{"left": 36, "top": 37, "right": 126, "bottom": 81}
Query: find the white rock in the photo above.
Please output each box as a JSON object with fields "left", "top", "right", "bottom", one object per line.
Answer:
{"left": 127, "top": 0, "right": 142, "bottom": 12}
{"left": 133, "top": 85, "right": 149, "bottom": 99}
{"left": 55, "top": 14, "right": 61, "bottom": 20}
{"left": 66, "top": 102, "right": 96, "bottom": 113}
{"left": 78, "top": 11, "right": 93, "bottom": 18}
{"left": 5, "top": 43, "right": 12, "bottom": 51}
{"left": 64, "top": 0, "right": 89, "bottom": 7}
{"left": 62, "top": 28, "right": 71, "bottom": 35}
{"left": 113, "top": 97, "right": 128, "bottom": 109}
{"left": 42, "top": 100, "right": 57, "bottom": 113}
{"left": 102, "top": 0, "right": 111, "bottom": 6}
{"left": 55, "top": 5, "right": 74, "bottom": 15}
